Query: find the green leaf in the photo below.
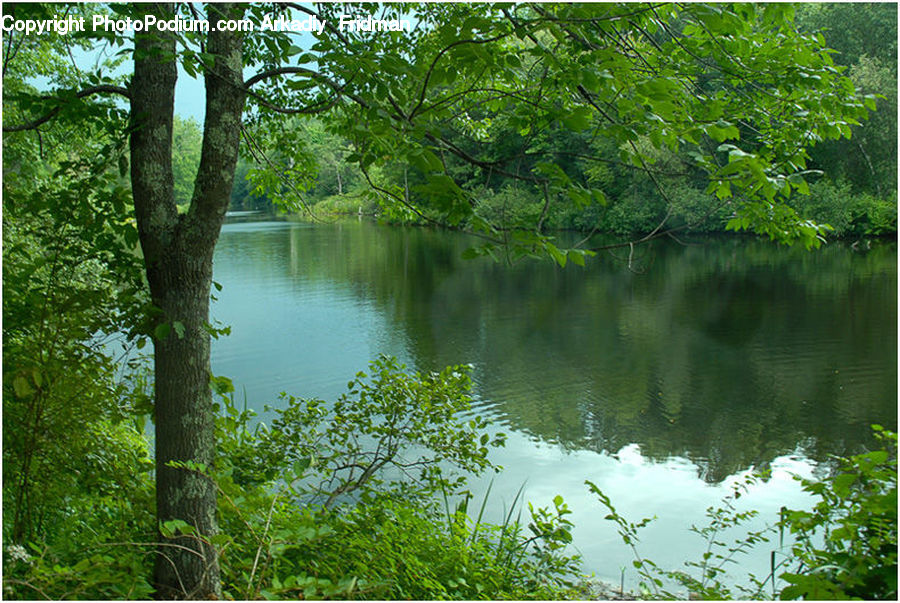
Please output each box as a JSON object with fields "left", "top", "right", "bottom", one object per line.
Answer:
{"left": 13, "top": 375, "right": 33, "bottom": 398}
{"left": 154, "top": 322, "right": 171, "bottom": 341}
{"left": 567, "top": 187, "right": 591, "bottom": 208}
{"left": 831, "top": 473, "right": 856, "bottom": 495}
{"left": 562, "top": 106, "right": 593, "bottom": 131}
{"left": 546, "top": 243, "right": 567, "bottom": 267}
{"left": 706, "top": 120, "right": 740, "bottom": 142}
{"left": 591, "top": 189, "right": 607, "bottom": 206}
{"left": 581, "top": 69, "right": 601, "bottom": 93}
{"left": 410, "top": 149, "right": 443, "bottom": 172}
{"left": 210, "top": 533, "right": 233, "bottom": 546}
{"left": 862, "top": 450, "right": 889, "bottom": 465}
{"left": 160, "top": 519, "right": 196, "bottom": 538}
{"left": 787, "top": 173, "right": 810, "bottom": 195}
{"left": 567, "top": 249, "right": 589, "bottom": 267}
{"left": 292, "top": 458, "right": 312, "bottom": 476}
{"left": 211, "top": 374, "right": 235, "bottom": 395}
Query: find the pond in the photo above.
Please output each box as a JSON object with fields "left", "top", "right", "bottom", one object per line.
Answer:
{"left": 210, "top": 218, "right": 897, "bottom": 591}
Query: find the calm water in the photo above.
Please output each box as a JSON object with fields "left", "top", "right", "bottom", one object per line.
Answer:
{"left": 210, "top": 218, "right": 897, "bottom": 589}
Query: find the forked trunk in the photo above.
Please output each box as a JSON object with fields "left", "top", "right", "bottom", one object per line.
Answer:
{"left": 129, "top": 3, "right": 245, "bottom": 598}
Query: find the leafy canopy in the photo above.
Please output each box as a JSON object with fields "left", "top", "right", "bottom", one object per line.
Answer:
{"left": 6, "top": 3, "right": 870, "bottom": 254}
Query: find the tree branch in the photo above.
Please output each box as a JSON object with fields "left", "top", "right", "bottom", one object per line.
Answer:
{"left": 409, "top": 32, "right": 513, "bottom": 121}
{"left": 3, "top": 85, "right": 132, "bottom": 132}
{"left": 244, "top": 65, "right": 370, "bottom": 112}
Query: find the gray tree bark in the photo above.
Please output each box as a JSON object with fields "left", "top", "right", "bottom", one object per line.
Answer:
{"left": 129, "top": 3, "right": 245, "bottom": 598}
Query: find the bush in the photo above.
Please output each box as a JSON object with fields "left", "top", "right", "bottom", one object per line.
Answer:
{"left": 665, "top": 182, "right": 732, "bottom": 233}
{"left": 2, "top": 144, "right": 158, "bottom": 600}
{"left": 212, "top": 357, "right": 581, "bottom": 600}
{"left": 474, "top": 185, "right": 546, "bottom": 229}
{"left": 312, "top": 192, "right": 378, "bottom": 215}
{"left": 215, "top": 483, "right": 581, "bottom": 600}
{"left": 245, "top": 489, "right": 581, "bottom": 600}
{"left": 779, "top": 426, "right": 897, "bottom": 600}
{"left": 3, "top": 543, "right": 154, "bottom": 600}
{"left": 791, "top": 179, "right": 897, "bottom": 237}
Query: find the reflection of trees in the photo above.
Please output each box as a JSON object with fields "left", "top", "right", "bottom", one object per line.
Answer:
{"left": 217, "top": 221, "right": 897, "bottom": 483}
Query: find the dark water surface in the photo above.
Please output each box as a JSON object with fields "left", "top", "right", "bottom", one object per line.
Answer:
{"left": 211, "top": 219, "right": 897, "bottom": 588}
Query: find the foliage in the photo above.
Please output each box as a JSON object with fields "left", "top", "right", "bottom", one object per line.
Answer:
{"left": 301, "top": 119, "right": 364, "bottom": 201}
{"left": 589, "top": 426, "right": 898, "bottom": 600}
{"left": 2, "top": 36, "right": 157, "bottom": 596}
{"left": 475, "top": 185, "right": 547, "bottom": 229}
{"left": 272, "top": 3, "right": 896, "bottom": 245}
{"left": 3, "top": 1, "right": 896, "bottom": 597}
{"left": 249, "top": 355, "right": 508, "bottom": 506}
{"left": 796, "top": 3, "right": 897, "bottom": 70}
{"left": 214, "top": 482, "right": 580, "bottom": 600}
{"left": 210, "top": 358, "right": 579, "bottom": 600}
{"left": 4, "top": 354, "right": 579, "bottom": 600}
{"left": 2, "top": 141, "right": 151, "bottom": 544}
{"left": 311, "top": 192, "right": 377, "bottom": 216}
{"left": 779, "top": 426, "right": 897, "bottom": 600}
{"left": 796, "top": 3, "right": 897, "bottom": 201}
{"left": 3, "top": 541, "right": 154, "bottom": 600}
{"left": 233, "top": 2, "right": 878, "bottom": 258}
{"left": 3, "top": 210, "right": 153, "bottom": 592}
{"left": 172, "top": 116, "right": 203, "bottom": 209}
{"left": 298, "top": 490, "right": 580, "bottom": 600}
{"left": 790, "top": 179, "right": 898, "bottom": 237}
{"left": 230, "top": 157, "right": 276, "bottom": 213}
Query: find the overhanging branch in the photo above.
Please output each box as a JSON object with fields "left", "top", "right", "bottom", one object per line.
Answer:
{"left": 3, "top": 85, "right": 131, "bottom": 132}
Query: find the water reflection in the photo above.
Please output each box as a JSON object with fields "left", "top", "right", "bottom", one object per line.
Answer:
{"left": 210, "top": 219, "right": 896, "bottom": 583}
{"left": 212, "top": 220, "right": 896, "bottom": 485}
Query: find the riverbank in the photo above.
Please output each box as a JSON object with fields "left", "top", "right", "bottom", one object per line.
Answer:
{"left": 290, "top": 180, "right": 897, "bottom": 241}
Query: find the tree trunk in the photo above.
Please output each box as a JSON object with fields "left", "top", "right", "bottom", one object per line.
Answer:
{"left": 129, "top": 3, "right": 245, "bottom": 598}
{"left": 149, "top": 253, "right": 220, "bottom": 599}
{"left": 403, "top": 165, "right": 409, "bottom": 203}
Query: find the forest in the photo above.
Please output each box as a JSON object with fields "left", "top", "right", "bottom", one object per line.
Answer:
{"left": 2, "top": 2, "right": 897, "bottom": 600}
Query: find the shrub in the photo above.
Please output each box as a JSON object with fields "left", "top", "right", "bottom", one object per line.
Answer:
{"left": 474, "top": 185, "right": 546, "bottom": 229}
{"left": 312, "top": 192, "right": 377, "bottom": 215}
{"left": 212, "top": 357, "right": 581, "bottom": 600}
{"left": 791, "top": 179, "right": 898, "bottom": 237}
{"left": 779, "top": 426, "right": 897, "bottom": 600}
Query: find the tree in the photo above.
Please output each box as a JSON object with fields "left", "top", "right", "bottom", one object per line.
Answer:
{"left": 172, "top": 115, "right": 203, "bottom": 208}
{"left": 797, "top": 3, "right": 897, "bottom": 198}
{"left": 3, "top": 2, "right": 871, "bottom": 598}
{"left": 2, "top": 0, "right": 148, "bottom": 548}
{"left": 311, "top": 3, "right": 871, "bottom": 253}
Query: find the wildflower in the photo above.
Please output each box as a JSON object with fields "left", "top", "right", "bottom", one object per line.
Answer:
{"left": 5, "top": 544, "right": 31, "bottom": 564}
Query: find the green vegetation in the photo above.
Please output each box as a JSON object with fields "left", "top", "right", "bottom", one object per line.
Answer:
{"left": 288, "top": 4, "right": 897, "bottom": 240}
{"left": 211, "top": 357, "right": 580, "bottom": 600}
{"left": 2, "top": 1, "right": 895, "bottom": 599}
{"left": 3, "top": 357, "right": 582, "bottom": 600}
